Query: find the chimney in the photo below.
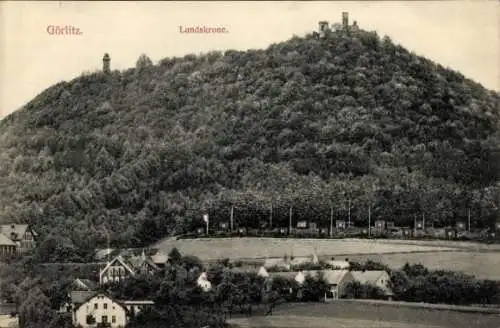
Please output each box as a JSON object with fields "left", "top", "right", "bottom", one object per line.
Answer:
{"left": 103, "top": 53, "right": 111, "bottom": 74}
{"left": 342, "top": 12, "right": 349, "bottom": 29}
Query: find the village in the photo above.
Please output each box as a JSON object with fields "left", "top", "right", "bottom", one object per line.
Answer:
{"left": 1, "top": 219, "right": 500, "bottom": 328}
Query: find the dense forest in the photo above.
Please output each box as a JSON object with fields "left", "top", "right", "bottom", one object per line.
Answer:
{"left": 0, "top": 25, "right": 499, "bottom": 258}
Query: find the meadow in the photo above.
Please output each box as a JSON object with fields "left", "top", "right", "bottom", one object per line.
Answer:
{"left": 228, "top": 302, "right": 500, "bottom": 328}
{"left": 154, "top": 237, "right": 458, "bottom": 260}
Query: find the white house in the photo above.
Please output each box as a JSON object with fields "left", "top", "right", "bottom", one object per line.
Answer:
{"left": 295, "top": 269, "right": 355, "bottom": 301}
{"left": 73, "top": 293, "right": 127, "bottom": 328}
{"left": 197, "top": 272, "right": 212, "bottom": 292}
{"left": 351, "top": 270, "right": 394, "bottom": 299}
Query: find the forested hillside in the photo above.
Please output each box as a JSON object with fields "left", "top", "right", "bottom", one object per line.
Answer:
{"left": 0, "top": 26, "right": 499, "bottom": 260}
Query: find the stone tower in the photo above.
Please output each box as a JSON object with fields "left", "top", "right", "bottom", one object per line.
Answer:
{"left": 318, "top": 21, "right": 329, "bottom": 37}
{"left": 342, "top": 12, "right": 349, "bottom": 29}
{"left": 103, "top": 53, "right": 110, "bottom": 74}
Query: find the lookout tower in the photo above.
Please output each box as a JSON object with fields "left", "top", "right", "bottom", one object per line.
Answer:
{"left": 103, "top": 53, "right": 111, "bottom": 74}
{"left": 318, "top": 21, "right": 329, "bottom": 37}
{"left": 342, "top": 12, "right": 349, "bottom": 29}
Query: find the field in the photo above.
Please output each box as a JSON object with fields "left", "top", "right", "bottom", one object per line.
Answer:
{"left": 154, "top": 237, "right": 458, "bottom": 260}
{"left": 228, "top": 302, "right": 500, "bottom": 328}
{"left": 153, "top": 237, "right": 500, "bottom": 280}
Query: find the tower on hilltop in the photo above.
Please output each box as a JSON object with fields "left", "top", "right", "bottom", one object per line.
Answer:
{"left": 342, "top": 12, "right": 349, "bottom": 29}
{"left": 318, "top": 21, "right": 329, "bottom": 37}
{"left": 103, "top": 53, "right": 111, "bottom": 74}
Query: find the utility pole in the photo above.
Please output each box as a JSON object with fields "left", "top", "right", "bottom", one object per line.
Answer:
{"left": 468, "top": 208, "right": 471, "bottom": 231}
{"left": 422, "top": 213, "right": 425, "bottom": 231}
{"left": 230, "top": 205, "right": 234, "bottom": 232}
{"left": 270, "top": 204, "right": 273, "bottom": 228}
{"left": 289, "top": 206, "right": 293, "bottom": 235}
{"left": 330, "top": 205, "right": 333, "bottom": 238}
{"left": 348, "top": 197, "right": 351, "bottom": 228}
{"left": 414, "top": 214, "right": 417, "bottom": 236}
{"left": 368, "top": 205, "right": 371, "bottom": 237}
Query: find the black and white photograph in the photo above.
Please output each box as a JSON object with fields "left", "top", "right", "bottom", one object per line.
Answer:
{"left": 0, "top": 1, "right": 499, "bottom": 327}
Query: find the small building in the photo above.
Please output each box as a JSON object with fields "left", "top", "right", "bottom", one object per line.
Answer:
{"left": 374, "top": 220, "right": 386, "bottom": 231}
{"left": 336, "top": 220, "right": 346, "bottom": 230}
{"left": 351, "top": 270, "right": 394, "bottom": 300}
{"left": 386, "top": 221, "right": 395, "bottom": 229}
{"left": 121, "top": 300, "right": 154, "bottom": 317}
{"left": 279, "top": 227, "right": 288, "bottom": 235}
{"left": 103, "top": 53, "right": 111, "bottom": 74}
{"left": 218, "top": 221, "right": 229, "bottom": 231}
{"left": 150, "top": 250, "right": 169, "bottom": 268}
{"left": 196, "top": 227, "right": 205, "bottom": 235}
{"left": 445, "top": 228, "right": 457, "bottom": 239}
{"left": 297, "top": 221, "right": 308, "bottom": 229}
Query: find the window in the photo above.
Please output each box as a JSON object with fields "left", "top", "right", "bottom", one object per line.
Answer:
{"left": 103, "top": 303, "right": 108, "bottom": 309}
{"left": 94, "top": 303, "right": 98, "bottom": 310}
{"left": 102, "top": 315, "right": 108, "bottom": 323}
{"left": 112, "top": 316, "right": 116, "bottom": 323}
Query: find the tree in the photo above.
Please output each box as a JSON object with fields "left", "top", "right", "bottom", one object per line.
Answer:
{"left": 18, "top": 287, "right": 54, "bottom": 328}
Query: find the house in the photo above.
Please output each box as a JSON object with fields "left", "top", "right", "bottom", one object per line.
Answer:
{"left": 150, "top": 250, "right": 169, "bottom": 268}
{"left": 386, "top": 221, "right": 395, "bottom": 229}
{"left": 197, "top": 272, "right": 212, "bottom": 292}
{"left": 325, "top": 258, "right": 350, "bottom": 270}
{"left": 72, "top": 292, "right": 152, "bottom": 328}
{"left": 295, "top": 270, "right": 355, "bottom": 301}
{"left": 351, "top": 270, "right": 394, "bottom": 300}
{"left": 99, "top": 249, "right": 163, "bottom": 285}
{"left": 0, "top": 224, "right": 37, "bottom": 254}
{"left": 0, "top": 233, "right": 17, "bottom": 257}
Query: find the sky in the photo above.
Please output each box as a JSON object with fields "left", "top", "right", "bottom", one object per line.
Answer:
{"left": 0, "top": 1, "right": 499, "bottom": 118}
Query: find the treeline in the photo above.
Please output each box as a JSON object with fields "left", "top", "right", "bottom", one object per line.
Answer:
{"left": 0, "top": 25, "right": 498, "bottom": 256}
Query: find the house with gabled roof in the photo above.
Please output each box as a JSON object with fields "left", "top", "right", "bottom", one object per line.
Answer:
{"left": 99, "top": 249, "right": 163, "bottom": 285}
{"left": 0, "top": 224, "right": 37, "bottom": 254}
{"left": 351, "top": 270, "right": 394, "bottom": 300}
{"left": 71, "top": 291, "right": 153, "bottom": 328}
{"left": 295, "top": 269, "right": 355, "bottom": 300}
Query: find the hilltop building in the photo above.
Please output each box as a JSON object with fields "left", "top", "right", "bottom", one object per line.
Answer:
{"left": 316, "top": 12, "right": 358, "bottom": 38}
{"left": 103, "top": 53, "right": 111, "bottom": 74}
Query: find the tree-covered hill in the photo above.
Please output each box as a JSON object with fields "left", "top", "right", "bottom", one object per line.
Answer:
{"left": 0, "top": 26, "right": 499, "bottom": 258}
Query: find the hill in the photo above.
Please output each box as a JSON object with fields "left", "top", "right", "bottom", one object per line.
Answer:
{"left": 0, "top": 23, "right": 499, "bottom": 261}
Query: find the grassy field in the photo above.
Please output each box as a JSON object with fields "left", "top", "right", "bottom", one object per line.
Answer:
{"left": 153, "top": 237, "right": 458, "bottom": 260}
{"left": 228, "top": 302, "right": 500, "bottom": 328}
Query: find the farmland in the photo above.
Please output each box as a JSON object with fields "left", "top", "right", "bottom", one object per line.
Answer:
{"left": 153, "top": 237, "right": 500, "bottom": 280}
{"left": 228, "top": 301, "right": 500, "bottom": 328}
